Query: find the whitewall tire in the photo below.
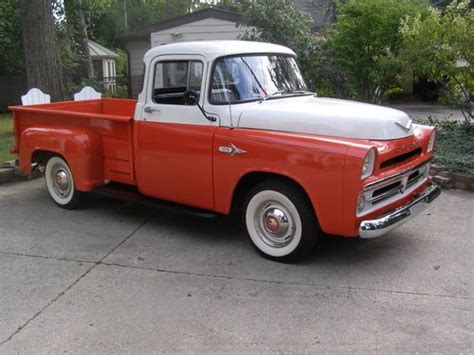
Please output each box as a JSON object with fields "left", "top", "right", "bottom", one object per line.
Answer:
{"left": 45, "top": 156, "right": 81, "bottom": 209}
{"left": 244, "top": 181, "right": 320, "bottom": 262}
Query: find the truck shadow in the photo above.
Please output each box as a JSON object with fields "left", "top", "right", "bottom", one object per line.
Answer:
{"left": 83, "top": 192, "right": 420, "bottom": 269}
{"left": 140, "top": 203, "right": 416, "bottom": 267}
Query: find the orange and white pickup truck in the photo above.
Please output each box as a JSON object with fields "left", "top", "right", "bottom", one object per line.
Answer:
{"left": 9, "top": 41, "right": 440, "bottom": 262}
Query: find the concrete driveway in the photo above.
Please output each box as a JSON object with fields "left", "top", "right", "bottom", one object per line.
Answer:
{"left": 0, "top": 179, "right": 472, "bottom": 353}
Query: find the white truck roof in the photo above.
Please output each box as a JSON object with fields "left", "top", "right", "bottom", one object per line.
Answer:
{"left": 143, "top": 40, "right": 296, "bottom": 62}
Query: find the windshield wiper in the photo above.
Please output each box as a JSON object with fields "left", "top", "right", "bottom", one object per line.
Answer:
{"left": 259, "top": 89, "right": 288, "bottom": 102}
{"left": 240, "top": 57, "right": 267, "bottom": 98}
{"left": 288, "top": 90, "right": 314, "bottom": 95}
{"left": 259, "top": 89, "right": 314, "bottom": 102}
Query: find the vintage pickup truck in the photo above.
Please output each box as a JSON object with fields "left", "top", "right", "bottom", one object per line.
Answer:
{"left": 9, "top": 41, "right": 440, "bottom": 262}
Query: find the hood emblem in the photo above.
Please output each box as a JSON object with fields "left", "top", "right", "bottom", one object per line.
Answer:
{"left": 395, "top": 140, "right": 418, "bottom": 153}
{"left": 218, "top": 143, "right": 247, "bottom": 157}
{"left": 395, "top": 119, "right": 413, "bottom": 132}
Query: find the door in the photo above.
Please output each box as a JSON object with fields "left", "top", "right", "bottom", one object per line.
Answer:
{"left": 135, "top": 55, "right": 218, "bottom": 210}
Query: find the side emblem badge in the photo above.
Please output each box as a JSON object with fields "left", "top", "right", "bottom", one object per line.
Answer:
{"left": 218, "top": 143, "right": 247, "bottom": 157}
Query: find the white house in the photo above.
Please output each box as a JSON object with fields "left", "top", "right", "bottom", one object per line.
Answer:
{"left": 120, "top": 8, "right": 246, "bottom": 98}
{"left": 88, "top": 40, "right": 119, "bottom": 92}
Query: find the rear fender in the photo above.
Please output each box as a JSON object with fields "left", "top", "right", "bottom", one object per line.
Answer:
{"left": 19, "top": 127, "right": 104, "bottom": 191}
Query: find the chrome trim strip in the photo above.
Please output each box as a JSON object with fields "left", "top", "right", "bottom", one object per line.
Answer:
{"left": 359, "top": 182, "right": 441, "bottom": 239}
{"left": 369, "top": 186, "right": 401, "bottom": 204}
{"left": 406, "top": 174, "right": 423, "bottom": 188}
{"left": 363, "top": 159, "right": 431, "bottom": 192}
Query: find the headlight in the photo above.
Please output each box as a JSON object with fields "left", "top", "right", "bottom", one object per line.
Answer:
{"left": 427, "top": 129, "right": 436, "bottom": 152}
{"left": 361, "top": 148, "right": 376, "bottom": 179}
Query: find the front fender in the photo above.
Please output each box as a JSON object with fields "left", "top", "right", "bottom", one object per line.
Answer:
{"left": 213, "top": 128, "right": 353, "bottom": 235}
{"left": 19, "top": 127, "right": 104, "bottom": 191}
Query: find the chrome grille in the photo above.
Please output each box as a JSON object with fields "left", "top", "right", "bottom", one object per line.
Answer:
{"left": 357, "top": 162, "right": 430, "bottom": 217}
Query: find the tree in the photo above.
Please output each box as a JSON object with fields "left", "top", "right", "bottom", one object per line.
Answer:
{"left": 0, "top": 0, "right": 23, "bottom": 76}
{"left": 328, "top": 0, "right": 430, "bottom": 103}
{"left": 86, "top": 0, "right": 197, "bottom": 47}
{"left": 64, "top": 0, "right": 94, "bottom": 81}
{"left": 196, "top": 0, "right": 244, "bottom": 12}
{"left": 239, "top": 0, "right": 324, "bottom": 91}
{"left": 18, "top": 0, "right": 67, "bottom": 101}
{"left": 400, "top": 0, "right": 473, "bottom": 122}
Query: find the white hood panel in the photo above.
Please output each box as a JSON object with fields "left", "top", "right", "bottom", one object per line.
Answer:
{"left": 236, "top": 96, "right": 413, "bottom": 140}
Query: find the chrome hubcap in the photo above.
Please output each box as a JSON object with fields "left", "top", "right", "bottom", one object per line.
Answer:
{"left": 50, "top": 164, "right": 71, "bottom": 198}
{"left": 55, "top": 170, "right": 69, "bottom": 192}
{"left": 255, "top": 202, "right": 295, "bottom": 248}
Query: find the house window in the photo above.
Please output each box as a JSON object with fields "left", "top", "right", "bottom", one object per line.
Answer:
{"left": 153, "top": 60, "right": 203, "bottom": 105}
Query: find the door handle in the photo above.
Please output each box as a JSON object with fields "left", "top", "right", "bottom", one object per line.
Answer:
{"left": 144, "top": 106, "right": 160, "bottom": 114}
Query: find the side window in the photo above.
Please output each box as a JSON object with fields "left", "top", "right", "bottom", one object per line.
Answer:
{"left": 153, "top": 60, "right": 203, "bottom": 105}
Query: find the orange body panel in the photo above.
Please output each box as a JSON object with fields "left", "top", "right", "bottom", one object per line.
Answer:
{"left": 213, "top": 128, "right": 354, "bottom": 234}
{"left": 134, "top": 121, "right": 217, "bottom": 210}
{"left": 9, "top": 98, "right": 435, "bottom": 238}
{"left": 10, "top": 99, "right": 137, "bottom": 190}
{"left": 341, "top": 127, "right": 435, "bottom": 236}
{"left": 213, "top": 127, "right": 434, "bottom": 237}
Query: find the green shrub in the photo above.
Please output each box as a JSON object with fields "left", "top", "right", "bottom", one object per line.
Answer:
{"left": 328, "top": 0, "right": 430, "bottom": 103}
{"left": 415, "top": 117, "right": 473, "bottom": 173}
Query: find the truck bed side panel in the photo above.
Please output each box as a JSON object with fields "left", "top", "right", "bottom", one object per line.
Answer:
{"left": 10, "top": 99, "right": 137, "bottom": 189}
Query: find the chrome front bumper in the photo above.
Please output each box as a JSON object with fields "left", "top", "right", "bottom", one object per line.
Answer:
{"left": 359, "top": 182, "right": 441, "bottom": 239}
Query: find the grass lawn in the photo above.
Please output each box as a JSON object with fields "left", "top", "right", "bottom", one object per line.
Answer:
{"left": 0, "top": 114, "right": 15, "bottom": 163}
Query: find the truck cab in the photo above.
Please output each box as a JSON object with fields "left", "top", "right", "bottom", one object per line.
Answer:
{"left": 10, "top": 41, "right": 440, "bottom": 262}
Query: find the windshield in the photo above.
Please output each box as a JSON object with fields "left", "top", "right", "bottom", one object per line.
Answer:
{"left": 209, "top": 55, "right": 309, "bottom": 104}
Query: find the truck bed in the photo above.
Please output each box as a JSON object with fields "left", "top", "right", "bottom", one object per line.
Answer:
{"left": 10, "top": 98, "right": 137, "bottom": 186}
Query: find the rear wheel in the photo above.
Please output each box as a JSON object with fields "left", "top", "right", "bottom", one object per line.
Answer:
{"left": 45, "top": 156, "right": 81, "bottom": 209}
{"left": 243, "top": 181, "right": 320, "bottom": 263}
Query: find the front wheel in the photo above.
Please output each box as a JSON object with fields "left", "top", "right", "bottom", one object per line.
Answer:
{"left": 45, "top": 156, "right": 82, "bottom": 209}
{"left": 243, "top": 181, "right": 320, "bottom": 263}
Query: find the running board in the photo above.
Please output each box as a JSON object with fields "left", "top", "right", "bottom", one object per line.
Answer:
{"left": 92, "top": 184, "right": 218, "bottom": 219}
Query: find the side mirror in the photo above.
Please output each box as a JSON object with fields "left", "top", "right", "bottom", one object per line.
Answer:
{"left": 183, "top": 89, "right": 216, "bottom": 123}
{"left": 183, "top": 89, "right": 199, "bottom": 106}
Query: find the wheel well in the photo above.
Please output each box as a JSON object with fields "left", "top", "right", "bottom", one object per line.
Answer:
{"left": 231, "top": 172, "right": 314, "bottom": 215}
{"left": 31, "top": 150, "right": 60, "bottom": 166}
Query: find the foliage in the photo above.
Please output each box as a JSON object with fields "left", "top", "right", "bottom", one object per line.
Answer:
{"left": 238, "top": 0, "right": 326, "bottom": 92}
{"left": 53, "top": 0, "right": 95, "bottom": 88}
{"left": 0, "top": 114, "right": 14, "bottom": 163}
{"left": 0, "top": 0, "right": 24, "bottom": 76}
{"left": 196, "top": 0, "right": 244, "bottom": 12}
{"left": 400, "top": 0, "right": 473, "bottom": 122}
{"left": 415, "top": 117, "right": 474, "bottom": 173}
{"left": 328, "top": 0, "right": 430, "bottom": 103}
{"left": 84, "top": 0, "right": 197, "bottom": 47}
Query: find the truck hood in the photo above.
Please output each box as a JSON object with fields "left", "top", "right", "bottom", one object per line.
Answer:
{"left": 236, "top": 96, "right": 413, "bottom": 140}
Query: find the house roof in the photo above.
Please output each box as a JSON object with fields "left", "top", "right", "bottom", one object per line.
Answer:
{"left": 88, "top": 40, "right": 118, "bottom": 59}
{"left": 120, "top": 8, "right": 243, "bottom": 42}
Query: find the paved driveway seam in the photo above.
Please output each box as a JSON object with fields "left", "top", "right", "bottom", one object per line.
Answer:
{"left": 99, "top": 261, "right": 473, "bottom": 302}
{"left": 0, "top": 250, "right": 95, "bottom": 265}
{"left": 0, "top": 217, "right": 150, "bottom": 346}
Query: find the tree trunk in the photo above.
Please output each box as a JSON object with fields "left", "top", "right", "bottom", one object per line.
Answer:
{"left": 18, "top": 0, "right": 67, "bottom": 101}
{"left": 64, "top": 0, "right": 94, "bottom": 82}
